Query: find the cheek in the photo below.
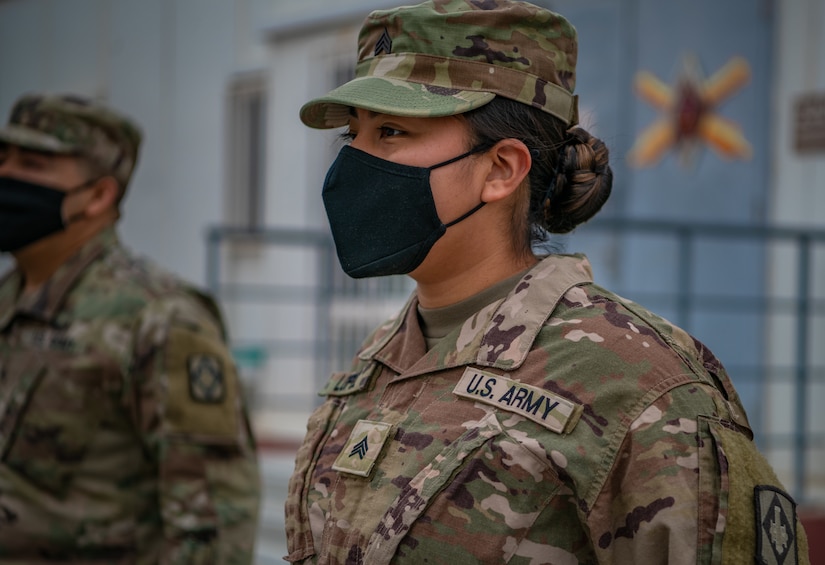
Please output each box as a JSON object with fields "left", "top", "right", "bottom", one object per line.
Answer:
{"left": 429, "top": 162, "right": 482, "bottom": 221}
{"left": 61, "top": 191, "right": 89, "bottom": 221}
{"left": 59, "top": 198, "right": 76, "bottom": 221}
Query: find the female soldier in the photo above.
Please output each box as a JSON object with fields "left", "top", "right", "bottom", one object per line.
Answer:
{"left": 286, "top": 1, "right": 809, "bottom": 563}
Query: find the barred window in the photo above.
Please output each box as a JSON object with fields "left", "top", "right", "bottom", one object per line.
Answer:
{"left": 226, "top": 72, "right": 267, "bottom": 229}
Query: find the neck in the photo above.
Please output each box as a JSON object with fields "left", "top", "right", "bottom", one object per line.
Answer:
{"left": 414, "top": 248, "right": 537, "bottom": 309}
{"left": 13, "top": 218, "right": 114, "bottom": 294}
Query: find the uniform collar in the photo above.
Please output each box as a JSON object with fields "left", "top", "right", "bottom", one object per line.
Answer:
{"left": 360, "top": 254, "right": 594, "bottom": 379}
{"left": 0, "top": 227, "right": 117, "bottom": 331}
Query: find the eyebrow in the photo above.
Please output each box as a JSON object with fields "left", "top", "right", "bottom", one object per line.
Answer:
{"left": 348, "top": 107, "right": 379, "bottom": 119}
{"left": 20, "top": 148, "right": 52, "bottom": 158}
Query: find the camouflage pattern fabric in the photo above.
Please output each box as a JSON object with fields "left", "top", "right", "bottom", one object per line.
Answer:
{"left": 0, "top": 93, "right": 142, "bottom": 189}
{"left": 285, "top": 254, "right": 809, "bottom": 564}
{"left": 300, "top": 0, "right": 579, "bottom": 130}
{"left": 0, "top": 228, "right": 260, "bottom": 564}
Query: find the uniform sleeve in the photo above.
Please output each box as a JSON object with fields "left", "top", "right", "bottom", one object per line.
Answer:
{"left": 586, "top": 383, "right": 810, "bottom": 565}
{"left": 132, "top": 294, "right": 261, "bottom": 565}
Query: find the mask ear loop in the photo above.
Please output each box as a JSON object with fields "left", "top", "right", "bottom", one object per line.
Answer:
{"left": 444, "top": 201, "right": 486, "bottom": 227}
{"left": 61, "top": 176, "right": 104, "bottom": 224}
{"left": 428, "top": 141, "right": 496, "bottom": 171}
{"left": 432, "top": 141, "right": 496, "bottom": 227}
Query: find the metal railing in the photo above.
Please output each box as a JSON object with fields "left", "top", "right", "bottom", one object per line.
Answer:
{"left": 573, "top": 218, "right": 825, "bottom": 502}
{"left": 206, "top": 218, "right": 825, "bottom": 503}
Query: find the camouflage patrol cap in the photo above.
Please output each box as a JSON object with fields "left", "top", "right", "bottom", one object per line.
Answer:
{"left": 300, "top": 0, "right": 579, "bottom": 129}
{"left": 0, "top": 93, "right": 142, "bottom": 188}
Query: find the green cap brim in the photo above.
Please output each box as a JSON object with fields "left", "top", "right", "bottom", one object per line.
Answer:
{"left": 300, "top": 76, "right": 496, "bottom": 130}
{"left": 0, "top": 124, "right": 77, "bottom": 154}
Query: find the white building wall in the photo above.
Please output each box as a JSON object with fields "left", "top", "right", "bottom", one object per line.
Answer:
{"left": 767, "top": 0, "right": 825, "bottom": 502}
{"left": 771, "top": 0, "right": 825, "bottom": 224}
{"left": 0, "top": 0, "right": 275, "bottom": 287}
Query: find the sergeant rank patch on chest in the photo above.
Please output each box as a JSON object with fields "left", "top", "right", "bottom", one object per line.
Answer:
{"left": 453, "top": 368, "right": 582, "bottom": 434}
{"left": 332, "top": 419, "right": 393, "bottom": 477}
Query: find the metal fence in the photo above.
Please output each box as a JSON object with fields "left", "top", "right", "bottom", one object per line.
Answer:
{"left": 206, "top": 218, "right": 825, "bottom": 504}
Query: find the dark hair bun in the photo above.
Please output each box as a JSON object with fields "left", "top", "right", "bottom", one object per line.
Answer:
{"left": 543, "top": 127, "right": 613, "bottom": 234}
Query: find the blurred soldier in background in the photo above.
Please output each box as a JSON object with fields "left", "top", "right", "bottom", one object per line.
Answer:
{"left": 0, "top": 93, "right": 260, "bottom": 563}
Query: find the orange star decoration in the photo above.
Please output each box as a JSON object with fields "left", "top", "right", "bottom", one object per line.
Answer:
{"left": 628, "top": 55, "right": 753, "bottom": 168}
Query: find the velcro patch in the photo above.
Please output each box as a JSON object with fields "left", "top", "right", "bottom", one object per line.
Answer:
{"left": 320, "top": 364, "right": 377, "bottom": 397}
{"left": 187, "top": 354, "right": 225, "bottom": 403}
{"left": 165, "top": 327, "right": 238, "bottom": 441}
{"left": 755, "top": 485, "right": 798, "bottom": 565}
{"left": 332, "top": 419, "right": 393, "bottom": 477}
{"left": 453, "top": 368, "right": 581, "bottom": 434}
{"left": 20, "top": 329, "right": 76, "bottom": 351}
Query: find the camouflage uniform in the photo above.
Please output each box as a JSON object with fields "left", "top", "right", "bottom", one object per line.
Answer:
{"left": 0, "top": 95, "right": 260, "bottom": 563}
{"left": 286, "top": 255, "right": 808, "bottom": 564}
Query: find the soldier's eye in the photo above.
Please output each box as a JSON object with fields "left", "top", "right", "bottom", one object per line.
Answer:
{"left": 378, "top": 126, "right": 403, "bottom": 138}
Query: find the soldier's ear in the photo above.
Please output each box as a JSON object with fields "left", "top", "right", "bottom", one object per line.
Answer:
{"left": 84, "top": 176, "right": 121, "bottom": 217}
{"left": 480, "top": 139, "right": 532, "bottom": 203}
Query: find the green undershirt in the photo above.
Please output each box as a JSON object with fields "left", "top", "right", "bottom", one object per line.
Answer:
{"left": 417, "top": 267, "right": 531, "bottom": 350}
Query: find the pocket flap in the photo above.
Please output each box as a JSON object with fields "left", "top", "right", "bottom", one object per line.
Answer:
{"left": 0, "top": 355, "right": 48, "bottom": 459}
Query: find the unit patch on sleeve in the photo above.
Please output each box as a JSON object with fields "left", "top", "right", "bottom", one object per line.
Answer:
{"left": 453, "top": 368, "right": 582, "bottom": 434}
{"left": 755, "top": 485, "right": 799, "bottom": 565}
{"left": 332, "top": 419, "right": 393, "bottom": 477}
{"left": 164, "top": 326, "right": 238, "bottom": 440}
{"left": 187, "top": 353, "right": 225, "bottom": 403}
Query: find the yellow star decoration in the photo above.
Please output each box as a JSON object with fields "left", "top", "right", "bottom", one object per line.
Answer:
{"left": 628, "top": 54, "right": 753, "bottom": 168}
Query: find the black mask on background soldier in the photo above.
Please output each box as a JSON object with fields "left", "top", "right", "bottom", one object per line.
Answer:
{"left": 0, "top": 176, "right": 95, "bottom": 252}
{"left": 321, "top": 144, "right": 488, "bottom": 278}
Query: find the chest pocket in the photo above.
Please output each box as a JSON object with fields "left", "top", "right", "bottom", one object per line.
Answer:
{"left": 0, "top": 350, "right": 109, "bottom": 498}
{"left": 363, "top": 410, "right": 564, "bottom": 565}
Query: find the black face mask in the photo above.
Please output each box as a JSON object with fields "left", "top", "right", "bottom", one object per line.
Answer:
{"left": 322, "top": 144, "right": 489, "bottom": 278}
{"left": 0, "top": 176, "right": 95, "bottom": 252}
